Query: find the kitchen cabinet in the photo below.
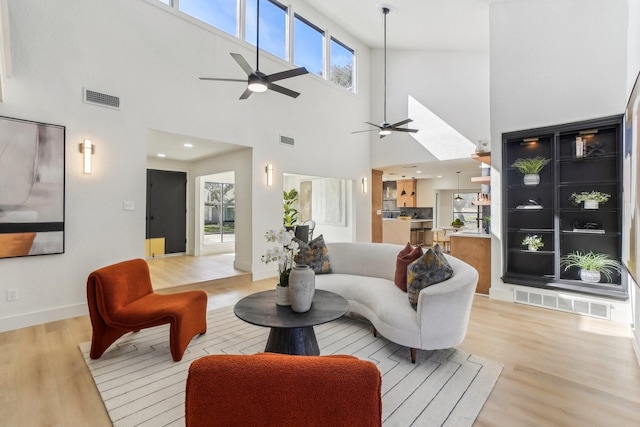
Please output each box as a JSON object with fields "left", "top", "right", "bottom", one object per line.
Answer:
{"left": 383, "top": 218, "right": 432, "bottom": 246}
{"left": 397, "top": 179, "right": 417, "bottom": 208}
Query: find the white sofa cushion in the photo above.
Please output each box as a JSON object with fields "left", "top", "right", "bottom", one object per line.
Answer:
{"left": 315, "top": 273, "right": 421, "bottom": 348}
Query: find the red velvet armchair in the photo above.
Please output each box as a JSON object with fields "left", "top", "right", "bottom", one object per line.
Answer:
{"left": 185, "top": 353, "right": 382, "bottom": 427}
{"left": 87, "top": 258, "right": 207, "bottom": 362}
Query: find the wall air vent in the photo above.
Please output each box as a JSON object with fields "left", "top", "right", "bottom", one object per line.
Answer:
{"left": 280, "top": 135, "right": 295, "bottom": 146}
{"left": 83, "top": 88, "right": 120, "bottom": 109}
{"left": 513, "top": 289, "right": 610, "bottom": 320}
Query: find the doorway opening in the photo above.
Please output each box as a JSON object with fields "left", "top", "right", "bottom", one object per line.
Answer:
{"left": 196, "top": 171, "right": 236, "bottom": 256}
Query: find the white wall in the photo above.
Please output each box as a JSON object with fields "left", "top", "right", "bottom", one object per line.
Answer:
{"left": 370, "top": 49, "right": 490, "bottom": 169}
{"left": 0, "top": 0, "right": 371, "bottom": 331}
{"left": 489, "top": 0, "right": 629, "bottom": 321}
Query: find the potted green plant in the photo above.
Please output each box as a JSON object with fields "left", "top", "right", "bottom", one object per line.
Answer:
{"left": 569, "top": 191, "right": 611, "bottom": 210}
{"left": 451, "top": 218, "right": 464, "bottom": 228}
{"left": 482, "top": 216, "right": 491, "bottom": 234}
{"left": 560, "top": 250, "right": 621, "bottom": 283}
{"left": 522, "top": 234, "right": 543, "bottom": 251}
{"left": 510, "top": 156, "right": 551, "bottom": 186}
{"left": 283, "top": 188, "right": 299, "bottom": 228}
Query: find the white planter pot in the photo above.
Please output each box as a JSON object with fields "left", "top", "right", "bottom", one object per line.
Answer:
{"left": 289, "top": 265, "right": 315, "bottom": 313}
{"left": 527, "top": 245, "right": 538, "bottom": 251}
{"left": 580, "top": 269, "right": 601, "bottom": 283}
{"left": 583, "top": 199, "right": 599, "bottom": 210}
{"left": 275, "top": 284, "right": 290, "bottom": 306}
{"left": 523, "top": 174, "right": 540, "bottom": 186}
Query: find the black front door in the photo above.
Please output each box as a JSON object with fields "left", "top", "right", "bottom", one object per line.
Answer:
{"left": 146, "top": 169, "right": 186, "bottom": 254}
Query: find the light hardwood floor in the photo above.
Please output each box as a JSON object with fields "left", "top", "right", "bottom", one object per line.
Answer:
{"left": 1, "top": 256, "right": 640, "bottom": 426}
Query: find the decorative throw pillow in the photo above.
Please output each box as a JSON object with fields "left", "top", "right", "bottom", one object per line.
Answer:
{"left": 406, "top": 246, "right": 454, "bottom": 309}
{"left": 394, "top": 242, "right": 424, "bottom": 292}
{"left": 294, "top": 234, "right": 332, "bottom": 274}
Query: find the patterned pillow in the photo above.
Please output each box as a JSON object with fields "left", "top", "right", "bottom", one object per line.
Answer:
{"left": 294, "top": 234, "right": 332, "bottom": 274}
{"left": 394, "top": 242, "right": 424, "bottom": 292}
{"left": 406, "top": 244, "right": 453, "bottom": 309}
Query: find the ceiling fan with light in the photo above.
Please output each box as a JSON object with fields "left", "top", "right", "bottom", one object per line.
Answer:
{"left": 353, "top": 6, "right": 418, "bottom": 138}
{"left": 199, "top": 0, "right": 308, "bottom": 99}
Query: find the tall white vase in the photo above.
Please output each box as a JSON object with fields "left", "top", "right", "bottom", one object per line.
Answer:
{"left": 289, "top": 265, "right": 315, "bottom": 313}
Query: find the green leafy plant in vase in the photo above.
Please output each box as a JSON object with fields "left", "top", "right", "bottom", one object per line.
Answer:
{"left": 522, "top": 234, "right": 543, "bottom": 251}
{"left": 511, "top": 156, "right": 551, "bottom": 186}
{"left": 569, "top": 191, "right": 611, "bottom": 210}
{"left": 560, "top": 250, "right": 621, "bottom": 283}
{"left": 283, "top": 188, "right": 299, "bottom": 228}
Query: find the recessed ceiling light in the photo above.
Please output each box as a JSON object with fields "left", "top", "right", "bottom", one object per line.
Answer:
{"left": 184, "top": 143, "right": 193, "bottom": 148}
{"left": 437, "top": 175, "right": 442, "bottom": 178}
{"left": 416, "top": 170, "right": 422, "bottom": 174}
{"left": 158, "top": 153, "right": 166, "bottom": 157}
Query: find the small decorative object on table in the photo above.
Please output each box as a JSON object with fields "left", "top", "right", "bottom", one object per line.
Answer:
{"left": 569, "top": 191, "right": 611, "bottom": 210}
{"left": 261, "top": 228, "right": 300, "bottom": 306}
{"left": 560, "top": 250, "right": 621, "bottom": 283}
{"left": 510, "top": 156, "right": 551, "bottom": 187}
{"left": 288, "top": 264, "right": 316, "bottom": 313}
{"left": 522, "top": 234, "right": 543, "bottom": 251}
{"left": 451, "top": 218, "right": 464, "bottom": 228}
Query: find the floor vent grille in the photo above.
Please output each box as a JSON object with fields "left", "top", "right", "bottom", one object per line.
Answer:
{"left": 83, "top": 88, "right": 120, "bottom": 109}
{"left": 513, "top": 289, "right": 610, "bottom": 320}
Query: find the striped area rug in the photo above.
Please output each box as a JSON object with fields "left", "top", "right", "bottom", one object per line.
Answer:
{"left": 80, "top": 306, "right": 502, "bottom": 427}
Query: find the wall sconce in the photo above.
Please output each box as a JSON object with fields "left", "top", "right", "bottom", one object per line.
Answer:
{"left": 79, "top": 139, "right": 95, "bottom": 174}
{"left": 266, "top": 163, "right": 273, "bottom": 187}
{"left": 362, "top": 177, "right": 368, "bottom": 193}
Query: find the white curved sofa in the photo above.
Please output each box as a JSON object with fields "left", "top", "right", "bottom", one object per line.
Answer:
{"left": 315, "top": 242, "right": 478, "bottom": 363}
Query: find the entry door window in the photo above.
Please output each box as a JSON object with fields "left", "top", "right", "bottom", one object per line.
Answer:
{"left": 204, "top": 182, "right": 235, "bottom": 244}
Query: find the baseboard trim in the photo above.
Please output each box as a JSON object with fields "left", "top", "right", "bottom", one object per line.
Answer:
{"left": 0, "top": 303, "right": 88, "bottom": 333}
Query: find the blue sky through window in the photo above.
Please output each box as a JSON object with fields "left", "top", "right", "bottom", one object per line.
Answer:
{"left": 330, "top": 37, "right": 354, "bottom": 90}
{"left": 246, "top": 0, "right": 287, "bottom": 61}
{"left": 179, "top": 0, "right": 237, "bottom": 36}
{"left": 294, "top": 15, "right": 324, "bottom": 76}
{"left": 169, "top": 0, "right": 354, "bottom": 88}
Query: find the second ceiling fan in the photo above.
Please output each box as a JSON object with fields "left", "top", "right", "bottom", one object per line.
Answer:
{"left": 199, "top": 0, "right": 308, "bottom": 99}
{"left": 353, "top": 6, "right": 418, "bottom": 138}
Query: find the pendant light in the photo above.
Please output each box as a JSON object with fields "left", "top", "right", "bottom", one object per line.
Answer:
{"left": 454, "top": 172, "right": 465, "bottom": 210}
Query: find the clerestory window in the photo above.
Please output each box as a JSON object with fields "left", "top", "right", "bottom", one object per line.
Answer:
{"left": 245, "top": 0, "right": 287, "bottom": 60}
{"left": 179, "top": 0, "right": 238, "bottom": 37}
{"left": 330, "top": 37, "right": 354, "bottom": 92}
{"left": 293, "top": 14, "right": 324, "bottom": 77}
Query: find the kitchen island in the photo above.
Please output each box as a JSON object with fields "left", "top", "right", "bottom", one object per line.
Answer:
{"left": 449, "top": 231, "right": 491, "bottom": 294}
{"left": 382, "top": 218, "right": 433, "bottom": 246}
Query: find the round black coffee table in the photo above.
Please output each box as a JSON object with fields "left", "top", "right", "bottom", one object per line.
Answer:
{"left": 233, "top": 289, "right": 349, "bottom": 356}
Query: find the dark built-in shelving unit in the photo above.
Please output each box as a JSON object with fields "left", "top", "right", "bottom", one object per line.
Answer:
{"left": 502, "top": 115, "right": 627, "bottom": 300}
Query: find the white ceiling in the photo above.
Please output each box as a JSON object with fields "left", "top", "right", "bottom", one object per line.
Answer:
{"left": 147, "top": 129, "right": 246, "bottom": 162}
{"left": 147, "top": 0, "right": 493, "bottom": 177}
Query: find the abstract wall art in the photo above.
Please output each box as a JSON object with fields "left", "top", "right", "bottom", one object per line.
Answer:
{"left": 0, "top": 116, "right": 65, "bottom": 259}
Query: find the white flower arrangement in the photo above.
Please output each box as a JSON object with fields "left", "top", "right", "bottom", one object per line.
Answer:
{"left": 522, "top": 234, "right": 544, "bottom": 251}
{"left": 260, "top": 228, "right": 300, "bottom": 286}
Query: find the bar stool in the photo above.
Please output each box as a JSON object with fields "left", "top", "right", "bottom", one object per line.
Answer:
{"left": 431, "top": 229, "right": 451, "bottom": 252}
